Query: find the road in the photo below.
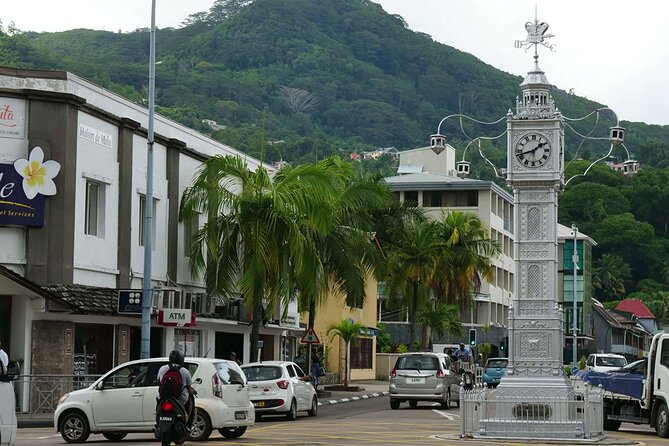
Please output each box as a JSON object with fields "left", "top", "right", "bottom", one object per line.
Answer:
{"left": 16, "top": 396, "right": 669, "bottom": 445}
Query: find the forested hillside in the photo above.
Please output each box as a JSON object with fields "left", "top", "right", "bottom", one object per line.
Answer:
{"left": 2, "top": 0, "right": 669, "bottom": 317}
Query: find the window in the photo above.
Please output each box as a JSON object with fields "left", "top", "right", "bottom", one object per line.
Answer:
{"left": 183, "top": 213, "right": 199, "bottom": 257}
{"left": 84, "top": 180, "right": 105, "bottom": 236}
{"left": 350, "top": 337, "right": 373, "bottom": 369}
{"left": 404, "top": 191, "right": 418, "bottom": 204}
{"left": 139, "top": 195, "right": 158, "bottom": 247}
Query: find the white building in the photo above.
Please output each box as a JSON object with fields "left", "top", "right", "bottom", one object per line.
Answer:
{"left": 382, "top": 144, "right": 514, "bottom": 351}
{"left": 0, "top": 67, "right": 301, "bottom": 411}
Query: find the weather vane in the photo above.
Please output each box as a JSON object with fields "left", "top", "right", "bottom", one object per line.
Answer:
{"left": 514, "top": 7, "right": 555, "bottom": 56}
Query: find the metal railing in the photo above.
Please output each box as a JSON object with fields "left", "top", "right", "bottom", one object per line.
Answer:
{"left": 460, "top": 382, "right": 604, "bottom": 440}
{"left": 16, "top": 374, "right": 101, "bottom": 415}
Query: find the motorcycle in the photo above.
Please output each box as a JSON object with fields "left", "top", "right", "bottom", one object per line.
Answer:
{"left": 155, "top": 395, "right": 195, "bottom": 446}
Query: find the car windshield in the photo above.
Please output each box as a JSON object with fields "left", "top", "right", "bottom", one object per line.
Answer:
{"left": 396, "top": 355, "right": 439, "bottom": 370}
{"left": 242, "top": 365, "right": 283, "bottom": 381}
{"left": 596, "top": 357, "right": 627, "bottom": 367}
{"left": 486, "top": 359, "right": 508, "bottom": 368}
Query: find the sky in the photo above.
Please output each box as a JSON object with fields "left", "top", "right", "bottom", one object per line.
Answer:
{"left": 4, "top": 1, "right": 668, "bottom": 125}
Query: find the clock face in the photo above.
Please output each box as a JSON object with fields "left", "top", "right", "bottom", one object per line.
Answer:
{"left": 515, "top": 133, "right": 551, "bottom": 168}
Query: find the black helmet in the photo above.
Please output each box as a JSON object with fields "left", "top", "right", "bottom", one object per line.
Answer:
{"left": 168, "top": 350, "right": 184, "bottom": 366}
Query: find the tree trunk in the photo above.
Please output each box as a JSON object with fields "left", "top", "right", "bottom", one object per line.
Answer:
{"left": 250, "top": 294, "right": 263, "bottom": 362}
{"left": 408, "top": 283, "right": 418, "bottom": 352}
{"left": 344, "top": 340, "right": 350, "bottom": 388}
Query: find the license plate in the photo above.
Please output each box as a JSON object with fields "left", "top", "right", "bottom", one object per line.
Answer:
{"left": 253, "top": 401, "right": 265, "bottom": 408}
{"left": 235, "top": 411, "right": 247, "bottom": 420}
{"left": 407, "top": 377, "right": 425, "bottom": 384}
{"left": 159, "top": 416, "right": 173, "bottom": 422}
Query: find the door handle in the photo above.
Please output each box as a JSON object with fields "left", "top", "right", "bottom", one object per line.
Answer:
{"left": 132, "top": 392, "right": 143, "bottom": 397}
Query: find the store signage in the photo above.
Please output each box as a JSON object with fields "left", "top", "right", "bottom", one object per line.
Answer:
{"left": 158, "top": 308, "right": 196, "bottom": 327}
{"left": 117, "top": 290, "right": 144, "bottom": 315}
{"left": 79, "top": 124, "right": 113, "bottom": 148}
{"left": 0, "top": 146, "right": 60, "bottom": 227}
{"left": 0, "top": 98, "right": 26, "bottom": 139}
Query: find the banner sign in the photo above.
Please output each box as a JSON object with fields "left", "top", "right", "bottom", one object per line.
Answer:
{"left": 0, "top": 147, "right": 60, "bottom": 227}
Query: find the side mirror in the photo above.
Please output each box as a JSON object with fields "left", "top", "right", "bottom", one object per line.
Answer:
{"left": 0, "top": 362, "right": 20, "bottom": 382}
{"left": 96, "top": 380, "right": 105, "bottom": 391}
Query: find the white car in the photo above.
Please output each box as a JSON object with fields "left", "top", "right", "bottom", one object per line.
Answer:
{"left": 55, "top": 357, "right": 254, "bottom": 443}
{"left": 241, "top": 361, "right": 318, "bottom": 420}
{"left": 586, "top": 353, "right": 628, "bottom": 373}
{"left": 0, "top": 362, "right": 20, "bottom": 446}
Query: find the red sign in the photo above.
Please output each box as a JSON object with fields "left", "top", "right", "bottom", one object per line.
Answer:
{"left": 158, "top": 309, "right": 196, "bottom": 327}
{"left": 300, "top": 328, "right": 320, "bottom": 344}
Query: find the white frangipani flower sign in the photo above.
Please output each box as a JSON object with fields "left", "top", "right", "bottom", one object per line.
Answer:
{"left": 13, "top": 146, "right": 61, "bottom": 199}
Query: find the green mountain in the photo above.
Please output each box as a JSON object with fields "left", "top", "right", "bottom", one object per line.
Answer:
{"left": 3, "top": 0, "right": 668, "bottom": 169}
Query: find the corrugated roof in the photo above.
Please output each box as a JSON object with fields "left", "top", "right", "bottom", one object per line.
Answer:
{"left": 616, "top": 299, "right": 655, "bottom": 319}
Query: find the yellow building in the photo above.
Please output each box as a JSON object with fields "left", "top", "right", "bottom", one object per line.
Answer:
{"left": 301, "top": 278, "right": 378, "bottom": 381}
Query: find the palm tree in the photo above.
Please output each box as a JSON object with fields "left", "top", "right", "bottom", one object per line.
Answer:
{"left": 180, "top": 155, "right": 339, "bottom": 361}
{"left": 435, "top": 211, "right": 500, "bottom": 307}
{"left": 416, "top": 302, "right": 463, "bottom": 350}
{"left": 593, "top": 254, "right": 632, "bottom": 300}
{"left": 384, "top": 219, "right": 447, "bottom": 351}
{"left": 297, "top": 158, "right": 391, "bottom": 335}
{"left": 326, "top": 318, "right": 365, "bottom": 388}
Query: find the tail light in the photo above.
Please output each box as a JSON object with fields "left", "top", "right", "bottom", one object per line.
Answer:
{"left": 161, "top": 401, "right": 174, "bottom": 412}
{"left": 436, "top": 369, "right": 444, "bottom": 378}
{"left": 276, "top": 380, "right": 289, "bottom": 390}
{"left": 390, "top": 368, "right": 397, "bottom": 378}
{"left": 212, "top": 373, "right": 222, "bottom": 398}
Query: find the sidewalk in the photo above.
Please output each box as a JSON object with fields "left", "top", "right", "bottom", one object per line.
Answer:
{"left": 18, "top": 380, "right": 390, "bottom": 428}
{"left": 318, "top": 379, "right": 389, "bottom": 406}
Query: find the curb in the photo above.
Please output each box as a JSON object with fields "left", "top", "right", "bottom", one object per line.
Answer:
{"left": 18, "top": 418, "right": 53, "bottom": 428}
{"left": 317, "top": 391, "right": 389, "bottom": 406}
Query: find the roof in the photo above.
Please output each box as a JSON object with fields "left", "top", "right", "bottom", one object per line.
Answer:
{"left": 615, "top": 299, "right": 655, "bottom": 319}
{"left": 384, "top": 172, "right": 513, "bottom": 202}
{"left": 557, "top": 224, "right": 597, "bottom": 246}
{"left": 43, "top": 284, "right": 120, "bottom": 315}
{"left": 0, "top": 265, "right": 75, "bottom": 311}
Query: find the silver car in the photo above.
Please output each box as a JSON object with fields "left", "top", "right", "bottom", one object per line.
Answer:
{"left": 389, "top": 352, "right": 461, "bottom": 409}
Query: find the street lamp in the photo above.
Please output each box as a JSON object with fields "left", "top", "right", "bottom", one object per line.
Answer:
{"left": 141, "top": 0, "right": 157, "bottom": 359}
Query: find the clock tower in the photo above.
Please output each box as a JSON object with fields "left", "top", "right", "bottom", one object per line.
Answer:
{"left": 501, "top": 19, "right": 569, "bottom": 389}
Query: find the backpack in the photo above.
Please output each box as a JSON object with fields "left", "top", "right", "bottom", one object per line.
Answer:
{"left": 159, "top": 365, "right": 183, "bottom": 398}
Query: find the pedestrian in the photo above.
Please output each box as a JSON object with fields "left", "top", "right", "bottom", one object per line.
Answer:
{"left": 294, "top": 347, "right": 306, "bottom": 371}
{"left": 0, "top": 341, "right": 7, "bottom": 374}
{"left": 229, "top": 351, "right": 242, "bottom": 365}
{"left": 311, "top": 348, "right": 321, "bottom": 389}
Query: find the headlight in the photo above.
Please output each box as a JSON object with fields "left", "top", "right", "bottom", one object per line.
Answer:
{"left": 58, "top": 393, "right": 70, "bottom": 406}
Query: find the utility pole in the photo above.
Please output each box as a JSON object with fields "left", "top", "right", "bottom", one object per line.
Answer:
{"left": 571, "top": 224, "right": 579, "bottom": 370}
{"left": 141, "top": 0, "right": 157, "bottom": 359}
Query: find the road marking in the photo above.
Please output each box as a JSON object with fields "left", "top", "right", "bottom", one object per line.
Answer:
{"left": 432, "top": 409, "right": 459, "bottom": 420}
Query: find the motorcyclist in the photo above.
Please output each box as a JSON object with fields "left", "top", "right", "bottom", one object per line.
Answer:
{"left": 157, "top": 350, "right": 197, "bottom": 428}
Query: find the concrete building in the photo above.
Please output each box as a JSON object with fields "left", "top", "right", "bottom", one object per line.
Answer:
{"left": 381, "top": 145, "right": 514, "bottom": 353}
{"left": 0, "top": 67, "right": 302, "bottom": 411}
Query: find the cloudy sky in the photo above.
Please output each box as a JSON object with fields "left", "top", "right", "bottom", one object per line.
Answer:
{"left": 4, "top": 1, "right": 667, "bottom": 125}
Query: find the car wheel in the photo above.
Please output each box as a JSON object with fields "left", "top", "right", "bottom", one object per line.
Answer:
{"left": 102, "top": 432, "right": 128, "bottom": 441}
{"left": 656, "top": 403, "right": 669, "bottom": 437}
{"left": 307, "top": 396, "right": 318, "bottom": 416}
{"left": 390, "top": 399, "right": 400, "bottom": 410}
{"left": 60, "top": 412, "right": 91, "bottom": 443}
{"left": 218, "top": 426, "right": 247, "bottom": 439}
{"left": 409, "top": 400, "right": 418, "bottom": 408}
{"left": 188, "top": 410, "right": 212, "bottom": 441}
{"left": 286, "top": 399, "right": 298, "bottom": 421}
{"left": 441, "top": 390, "right": 451, "bottom": 409}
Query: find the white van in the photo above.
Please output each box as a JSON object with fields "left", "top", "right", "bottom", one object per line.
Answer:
{"left": 586, "top": 353, "right": 628, "bottom": 373}
{"left": 0, "top": 362, "right": 20, "bottom": 446}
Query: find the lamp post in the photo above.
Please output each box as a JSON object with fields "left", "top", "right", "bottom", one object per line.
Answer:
{"left": 571, "top": 224, "right": 579, "bottom": 370}
{"left": 141, "top": 0, "right": 157, "bottom": 359}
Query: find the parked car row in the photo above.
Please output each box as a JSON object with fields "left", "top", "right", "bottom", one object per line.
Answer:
{"left": 53, "top": 358, "right": 317, "bottom": 443}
